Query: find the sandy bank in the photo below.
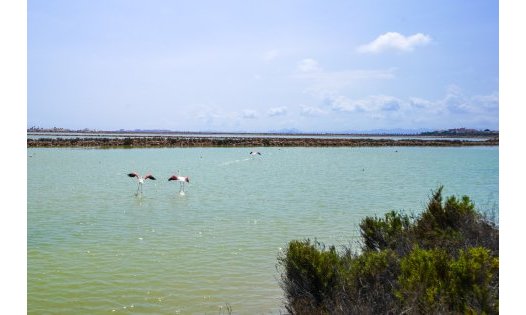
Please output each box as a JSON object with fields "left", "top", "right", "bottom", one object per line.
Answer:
{"left": 27, "top": 136, "right": 499, "bottom": 148}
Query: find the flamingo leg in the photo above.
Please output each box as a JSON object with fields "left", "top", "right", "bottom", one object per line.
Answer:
{"left": 178, "top": 182, "right": 186, "bottom": 194}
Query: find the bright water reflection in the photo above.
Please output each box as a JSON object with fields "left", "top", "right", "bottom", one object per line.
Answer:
{"left": 27, "top": 147, "right": 498, "bottom": 314}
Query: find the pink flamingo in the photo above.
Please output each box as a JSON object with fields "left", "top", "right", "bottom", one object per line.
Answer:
{"left": 128, "top": 172, "right": 156, "bottom": 195}
{"left": 168, "top": 171, "right": 190, "bottom": 195}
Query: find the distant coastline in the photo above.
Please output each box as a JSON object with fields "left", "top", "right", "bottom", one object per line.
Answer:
{"left": 26, "top": 127, "right": 499, "bottom": 137}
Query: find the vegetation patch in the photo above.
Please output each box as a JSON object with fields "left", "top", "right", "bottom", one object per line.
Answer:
{"left": 277, "top": 187, "right": 498, "bottom": 314}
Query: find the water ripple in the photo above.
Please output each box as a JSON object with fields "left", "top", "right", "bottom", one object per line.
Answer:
{"left": 28, "top": 147, "right": 498, "bottom": 313}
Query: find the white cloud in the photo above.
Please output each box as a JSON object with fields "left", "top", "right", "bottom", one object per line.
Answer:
{"left": 409, "top": 97, "right": 435, "bottom": 109}
{"left": 297, "top": 58, "right": 322, "bottom": 72}
{"left": 321, "top": 88, "right": 498, "bottom": 129}
{"left": 442, "top": 85, "right": 471, "bottom": 113}
{"left": 267, "top": 106, "right": 287, "bottom": 117}
{"left": 472, "top": 92, "right": 499, "bottom": 111}
{"left": 328, "top": 95, "right": 403, "bottom": 113}
{"left": 357, "top": 32, "right": 431, "bottom": 54}
{"left": 242, "top": 109, "right": 258, "bottom": 119}
{"left": 300, "top": 105, "right": 326, "bottom": 116}
{"left": 326, "top": 95, "right": 362, "bottom": 112}
{"left": 441, "top": 86, "right": 499, "bottom": 115}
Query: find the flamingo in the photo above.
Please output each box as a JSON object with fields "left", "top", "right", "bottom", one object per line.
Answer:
{"left": 128, "top": 172, "right": 156, "bottom": 195}
{"left": 168, "top": 172, "right": 190, "bottom": 195}
{"left": 250, "top": 151, "right": 261, "bottom": 156}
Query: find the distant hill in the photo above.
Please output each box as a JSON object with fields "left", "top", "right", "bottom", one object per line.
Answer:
{"left": 342, "top": 128, "right": 434, "bottom": 135}
{"left": 419, "top": 128, "right": 498, "bottom": 137}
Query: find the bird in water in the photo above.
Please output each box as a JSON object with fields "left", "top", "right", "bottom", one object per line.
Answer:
{"left": 249, "top": 151, "right": 262, "bottom": 156}
{"left": 168, "top": 171, "right": 190, "bottom": 195}
{"left": 128, "top": 172, "right": 156, "bottom": 196}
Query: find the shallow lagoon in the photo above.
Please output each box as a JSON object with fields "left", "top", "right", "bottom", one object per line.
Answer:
{"left": 27, "top": 147, "right": 498, "bottom": 313}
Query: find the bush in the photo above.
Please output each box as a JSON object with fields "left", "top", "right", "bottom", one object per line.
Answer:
{"left": 278, "top": 240, "right": 341, "bottom": 314}
{"left": 359, "top": 210, "right": 412, "bottom": 253}
{"left": 278, "top": 187, "right": 499, "bottom": 314}
{"left": 414, "top": 187, "right": 499, "bottom": 256}
{"left": 448, "top": 247, "right": 499, "bottom": 313}
{"left": 339, "top": 249, "right": 401, "bottom": 314}
{"left": 397, "top": 247, "right": 450, "bottom": 313}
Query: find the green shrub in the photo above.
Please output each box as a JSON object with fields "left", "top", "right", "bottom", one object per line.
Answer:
{"left": 421, "top": 192, "right": 475, "bottom": 232}
{"left": 415, "top": 186, "right": 498, "bottom": 255}
{"left": 359, "top": 210, "right": 412, "bottom": 252}
{"left": 448, "top": 247, "right": 499, "bottom": 313}
{"left": 278, "top": 239, "right": 341, "bottom": 313}
{"left": 278, "top": 187, "right": 499, "bottom": 314}
{"left": 397, "top": 246, "right": 499, "bottom": 314}
{"left": 397, "top": 247, "right": 450, "bottom": 313}
{"left": 340, "top": 249, "right": 401, "bottom": 313}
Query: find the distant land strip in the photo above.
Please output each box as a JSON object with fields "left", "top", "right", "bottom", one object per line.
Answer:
{"left": 27, "top": 136, "right": 499, "bottom": 148}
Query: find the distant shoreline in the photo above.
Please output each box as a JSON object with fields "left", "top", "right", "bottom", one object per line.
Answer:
{"left": 27, "top": 135, "right": 499, "bottom": 148}
{"left": 26, "top": 129, "right": 499, "bottom": 138}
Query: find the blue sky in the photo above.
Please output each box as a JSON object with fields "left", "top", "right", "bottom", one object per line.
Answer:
{"left": 27, "top": 0, "right": 498, "bottom": 132}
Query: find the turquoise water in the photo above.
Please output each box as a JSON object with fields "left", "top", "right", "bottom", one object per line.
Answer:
{"left": 27, "top": 147, "right": 498, "bottom": 314}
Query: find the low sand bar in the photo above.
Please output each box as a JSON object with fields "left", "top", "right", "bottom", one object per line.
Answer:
{"left": 27, "top": 136, "right": 499, "bottom": 148}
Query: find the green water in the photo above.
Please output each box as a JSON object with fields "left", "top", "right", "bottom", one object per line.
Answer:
{"left": 27, "top": 147, "right": 498, "bottom": 314}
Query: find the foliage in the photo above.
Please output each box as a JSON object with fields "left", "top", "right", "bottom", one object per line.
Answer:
{"left": 414, "top": 187, "right": 499, "bottom": 256}
{"left": 278, "top": 187, "right": 499, "bottom": 314}
{"left": 339, "top": 249, "right": 401, "bottom": 314}
{"left": 359, "top": 210, "right": 412, "bottom": 253}
{"left": 447, "top": 247, "right": 499, "bottom": 313}
{"left": 278, "top": 240, "right": 341, "bottom": 313}
{"left": 123, "top": 137, "right": 134, "bottom": 146}
{"left": 397, "top": 247, "right": 450, "bottom": 313}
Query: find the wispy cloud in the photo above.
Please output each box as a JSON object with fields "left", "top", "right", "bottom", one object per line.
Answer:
{"left": 297, "top": 58, "right": 322, "bottom": 72}
{"left": 472, "top": 92, "right": 499, "bottom": 111}
{"left": 195, "top": 106, "right": 243, "bottom": 129}
{"left": 441, "top": 85, "right": 499, "bottom": 114}
{"left": 357, "top": 32, "right": 431, "bottom": 54}
{"left": 298, "top": 68, "right": 396, "bottom": 81}
{"left": 320, "top": 87, "right": 498, "bottom": 129}
{"left": 328, "top": 95, "right": 403, "bottom": 113}
{"left": 294, "top": 58, "right": 395, "bottom": 92}
{"left": 267, "top": 106, "right": 287, "bottom": 117}
{"left": 242, "top": 109, "right": 258, "bottom": 119}
{"left": 300, "top": 105, "right": 327, "bottom": 116}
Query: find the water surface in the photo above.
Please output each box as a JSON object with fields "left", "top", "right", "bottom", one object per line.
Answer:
{"left": 27, "top": 147, "right": 498, "bottom": 314}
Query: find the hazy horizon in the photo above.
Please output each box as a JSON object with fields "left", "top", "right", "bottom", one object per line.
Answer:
{"left": 27, "top": 126, "right": 499, "bottom": 135}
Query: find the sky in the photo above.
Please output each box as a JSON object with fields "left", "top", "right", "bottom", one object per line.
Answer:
{"left": 27, "top": 0, "right": 499, "bottom": 132}
{"left": 5, "top": 2, "right": 525, "bottom": 312}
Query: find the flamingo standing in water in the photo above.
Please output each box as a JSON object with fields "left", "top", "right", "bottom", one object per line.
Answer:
{"left": 168, "top": 172, "right": 190, "bottom": 195}
{"left": 128, "top": 172, "right": 156, "bottom": 196}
